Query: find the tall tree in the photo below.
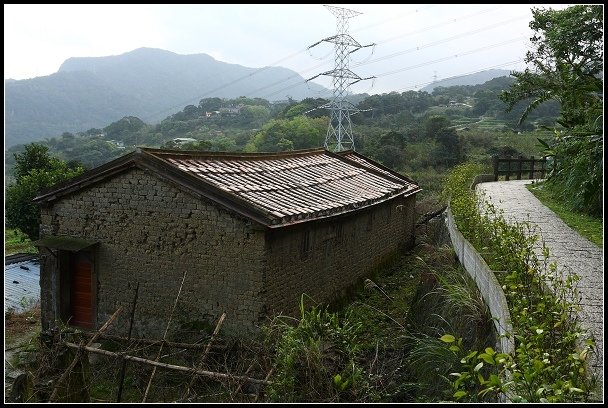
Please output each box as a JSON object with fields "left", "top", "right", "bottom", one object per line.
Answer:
{"left": 500, "top": 5, "right": 603, "bottom": 216}
{"left": 6, "top": 144, "right": 85, "bottom": 240}
{"left": 500, "top": 5, "right": 602, "bottom": 127}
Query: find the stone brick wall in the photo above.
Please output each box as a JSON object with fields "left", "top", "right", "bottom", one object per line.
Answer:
{"left": 39, "top": 167, "right": 417, "bottom": 338}
{"left": 39, "top": 168, "right": 266, "bottom": 337}
{"left": 262, "top": 194, "right": 416, "bottom": 318}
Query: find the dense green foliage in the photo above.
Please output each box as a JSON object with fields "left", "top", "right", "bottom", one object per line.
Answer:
{"left": 4, "top": 47, "right": 329, "bottom": 147}
{"left": 6, "top": 72, "right": 555, "bottom": 177}
{"left": 265, "top": 296, "right": 368, "bottom": 402}
{"left": 6, "top": 144, "right": 85, "bottom": 240}
{"left": 442, "top": 163, "right": 597, "bottom": 402}
{"left": 5, "top": 228, "right": 36, "bottom": 256}
{"left": 501, "top": 5, "right": 603, "bottom": 216}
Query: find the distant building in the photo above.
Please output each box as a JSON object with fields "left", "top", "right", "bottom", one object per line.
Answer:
{"left": 107, "top": 140, "right": 125, "bottom": 149}
{"left": 33, "top": 148, "right": 420, "bottom": 337}
{"left": 219, "top": 104, "right": 244, "bottom": 116}
{"left": 172, "top": 137, "right": 197, "bottom": 146}
{"left": 448, "top": 100, "right": 472, "bottom": 108}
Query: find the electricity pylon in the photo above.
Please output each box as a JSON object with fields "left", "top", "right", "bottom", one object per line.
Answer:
{"left": 307, "top": 5, "right": 375, "bottom": 152}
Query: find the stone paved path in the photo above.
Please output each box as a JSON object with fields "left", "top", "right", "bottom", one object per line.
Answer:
{"left": 476, "top": 180, "right": 603, "bottom": 399}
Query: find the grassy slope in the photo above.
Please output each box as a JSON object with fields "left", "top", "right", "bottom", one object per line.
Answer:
{"left": 5, "top": 228, "right": 37, "bottom": 256}
{"left": 527, "top": 183, "right": 603, "bottom": 247}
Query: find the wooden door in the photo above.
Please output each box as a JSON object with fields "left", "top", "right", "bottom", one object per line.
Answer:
{"left": 70, "top": 256, "right": 93, "bottom": 328}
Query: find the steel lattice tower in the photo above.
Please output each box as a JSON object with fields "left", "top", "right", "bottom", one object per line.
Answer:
{"left": 307, "top": 5, "right": 374, "bottom": 152}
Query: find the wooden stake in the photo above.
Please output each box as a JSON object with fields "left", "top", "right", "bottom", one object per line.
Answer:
{"left": 181, "top": 312, "right": 226, "bottom": 401}
{"left": 63, "top": 342, "right": 271, "bottom": 386}
{"left": 233, "top": 362, "right": 255, "bottom": 395}
{"left": 116, "top": 282, "right": 139, "bottom": 402}
{"left": 254, "top": 367, "right": 274, "bottom": 402}
{"left": 49, "top": 307, "right": 123, "bottom": 402}
{"left": 142, "top": 271, "right": 187, "bottom": 402}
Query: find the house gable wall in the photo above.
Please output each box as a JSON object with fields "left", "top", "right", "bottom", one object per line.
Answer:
{"left": 39, "top": 168, "right": 266, "bottom": 337}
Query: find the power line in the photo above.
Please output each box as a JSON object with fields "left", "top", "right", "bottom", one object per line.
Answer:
{"left": 260, "top": 36, "right": 529, "bottom": 101}
{"left": 373, "top": 36, "right": 527, "bottom": 79}
{"left": 351, "top": 14, "right": 528, "bottom": 69}
{"left": 351, "top": 4, "right": 438, "bottom": 34}
{"left": 143, "top": 6, "right": 506, "bottom": 123}
{"left": 257, "top": 13, "right": 531, "bottom": 99}
{"left": 394, "top": 58, "right": 524, "bottom": 94}
{"left": 378, "top": 5, "right": 503, "bottom": 45}
{"left": 143, "top": 6, "right": 530, "bottom": 123}
{"left": 306, "top": 5, "right": 375, "bottom": 152}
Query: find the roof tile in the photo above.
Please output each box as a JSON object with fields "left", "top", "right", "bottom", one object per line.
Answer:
{"left": 148, "top": 149, "right": 419, "bottom": 226}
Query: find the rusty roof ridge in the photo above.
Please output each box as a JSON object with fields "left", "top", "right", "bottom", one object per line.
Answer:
{"left": 333, "top": 150, "right": 419, "bottom": 186}
{"left": 140, "top": 147, "right": 326, "bottom": 161}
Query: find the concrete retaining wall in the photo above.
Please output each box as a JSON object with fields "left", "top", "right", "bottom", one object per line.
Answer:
{"left": 444, "top": 208, "right": 514, "bottom": 355}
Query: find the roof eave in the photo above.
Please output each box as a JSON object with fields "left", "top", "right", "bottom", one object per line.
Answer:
{"left": 267, "top": 185, "right": 421, "bottom": 228}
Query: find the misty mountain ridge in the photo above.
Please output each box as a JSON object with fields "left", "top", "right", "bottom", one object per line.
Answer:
{"left": 5, "top": 47, "right": 331, "bottom": 148}
{"left": 421, "top": 69, "right": 513, "bottom": 93}
{"left": 6, "top": 49, "right": 516, "bottom": 148}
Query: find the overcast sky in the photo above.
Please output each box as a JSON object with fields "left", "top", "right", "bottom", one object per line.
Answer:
{"left": 4, "top": 3, "right": 572, "bottom": 96}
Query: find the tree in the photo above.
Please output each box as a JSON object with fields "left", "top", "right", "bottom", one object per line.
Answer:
{"left": 433, "top": 128, "right": 463, "bottom": 168}
{"left": 423, "top": 116, "right": 452, "bottom": 139}
{"left": 12, "top": 143, "right": 56, "bottom": 180}
{"left": 500, "top": 5, "right": 602, "bottom": 127}
{"left": 500, "top": 5, "right": 603, "bottom": 216}
{"left": 245, "top": 116, "right": 324, "bottom": 152}
{"left": 6, "top": 144, "right": 85, "bottom": 240}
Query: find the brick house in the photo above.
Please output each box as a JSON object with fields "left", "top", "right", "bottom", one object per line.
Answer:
{"left": 33, "top": 148, "right": 420, "bottom": 337}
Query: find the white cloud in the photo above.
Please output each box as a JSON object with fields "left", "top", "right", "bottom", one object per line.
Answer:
{"left": 4, "top": 3, "right": 572, "bottom": 94}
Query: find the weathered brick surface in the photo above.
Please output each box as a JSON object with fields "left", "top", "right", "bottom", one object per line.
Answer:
{"left": 40, "top": 168, "right": 266, "bottom": 337}
{"left": 262, "top": 195, "right": 416, "bottom": 318}
{"left": 39, "top": 167, "right": 417, "bottom": 337}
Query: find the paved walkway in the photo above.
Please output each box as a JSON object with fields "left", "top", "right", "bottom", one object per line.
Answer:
{"left": 476, "top": 180, "right": 603, "bottom": 398}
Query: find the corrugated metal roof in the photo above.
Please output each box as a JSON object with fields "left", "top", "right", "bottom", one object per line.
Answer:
{"left": 337, "top": 151, "right": 414, "bottom": 183}
{"left": 34, "top": 148, "right": 420, "bottom": 228}
{"left": 5, "top": 260, "right": 40, "bottom": 313}
{"left": 146, "top": 148, "right": 420, "bottom": 226}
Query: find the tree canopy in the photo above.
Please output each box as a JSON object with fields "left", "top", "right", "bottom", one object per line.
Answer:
{"left": 6, "top": 144, "right": 85, "bottom": 240}
{"left": 501, "top": 5, "right": 603, "bottom": 216}
{"left": 500, "top": 5, "right": 603, "bottom": 127}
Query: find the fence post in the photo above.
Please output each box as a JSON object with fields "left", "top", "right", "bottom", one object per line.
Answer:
{"left": 493, "top": 156, "right": 499, "bottom": 181}
{"left": 505, "top": 156, "right": 511, "bottom": 181}
{"left": 516, "top": 156, "right": 523, "bottom": 180}
{"left": 529, "top": 156, "right": 535, "bottom": 179}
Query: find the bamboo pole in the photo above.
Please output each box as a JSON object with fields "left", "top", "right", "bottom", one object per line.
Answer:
{"left": 63, "top": 342, "right": 271, "bottom": 386}
{"left": 142, "top": 271, "right": 187, "bottom": 402}
{"left": 254, "top": 367, "right": 274, "bottom": 402}
{"left": 49, "top": 307, "right": 123, "bottom": 402}
{"left": 181, "top": 312, "right": 226, "bottom": 400}
{"left": 116, "top": 282, "right": 139, "bottom": 402}
{"left": 96, "top": 334, "right": 222, "bottom": 350}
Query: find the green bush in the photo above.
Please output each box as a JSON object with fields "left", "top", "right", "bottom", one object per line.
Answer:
{"left": 440, "top": 164, "right": 597, "bottom": 402}
{"left": 265, "top": 295, "right": 371, "bottom": 402}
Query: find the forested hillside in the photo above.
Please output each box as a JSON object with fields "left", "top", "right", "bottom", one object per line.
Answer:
{"left": 4, "top": 47, "right": 330, "bottom": 147}
{"left": 6, "top": 76, "right": 560, "bottom": 199}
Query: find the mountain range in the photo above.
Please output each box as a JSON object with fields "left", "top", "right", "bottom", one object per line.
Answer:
{"left": 421, "top": 69, "right": 513, "bottom": 93}
{"left": 5, "top": 47, "right": 331, "bottom": 147}
{"left": 5, "top": 47, "right": 514, "bottom": 148}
